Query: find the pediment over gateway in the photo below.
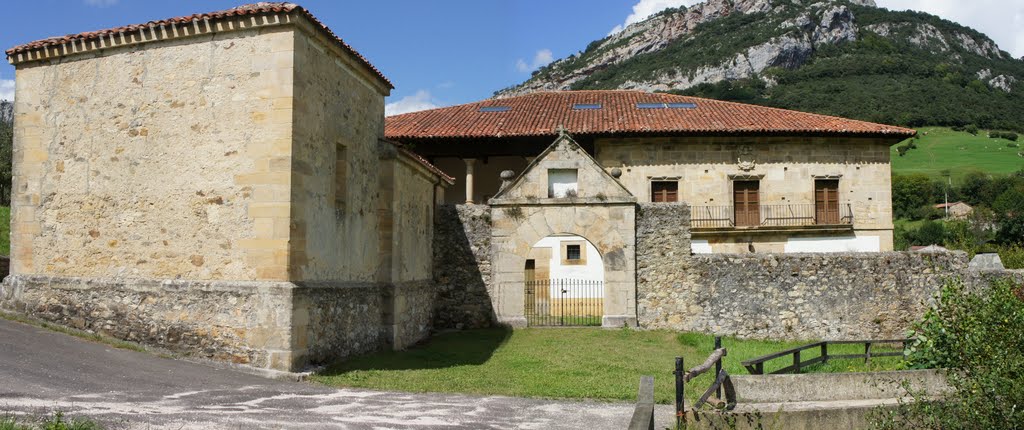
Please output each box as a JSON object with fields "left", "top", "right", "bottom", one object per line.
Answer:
{"left": 490, "top": 130, "right": 635, "bottom": 205}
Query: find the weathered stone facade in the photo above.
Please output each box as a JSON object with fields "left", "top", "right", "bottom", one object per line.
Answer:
{"left": 2, "top": 6, "right": 449, "bottom": 372}
{"left": 436, "top": 198, "right": 1007, "bottom": 340}
{"left": 639, "top": 251, "right": 970, "bottom": 339}
{"left": 596, "top": 136, "right": 894, "bottom": 253}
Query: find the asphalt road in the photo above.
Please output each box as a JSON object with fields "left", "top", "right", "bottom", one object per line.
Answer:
{"left": 0, "top": 318, "right": 673, "bottom": 429}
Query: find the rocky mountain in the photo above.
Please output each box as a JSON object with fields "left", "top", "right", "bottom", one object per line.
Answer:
{"left": 496, "top": 0, "right": 1024, "bottom": 130}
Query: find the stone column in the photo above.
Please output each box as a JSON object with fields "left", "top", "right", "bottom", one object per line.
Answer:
{"left": 463, "top": 158, "right": 476, "bottom": 204}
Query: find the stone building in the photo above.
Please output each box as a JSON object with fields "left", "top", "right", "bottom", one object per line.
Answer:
{"left": 3, "top": 2, "right": 969, "bottom": 368}
{"left": 386, "top": 90, "right": 915, "bottom": 253}
{"left": 2, "top": 3, "right": 452, "bottom": 372}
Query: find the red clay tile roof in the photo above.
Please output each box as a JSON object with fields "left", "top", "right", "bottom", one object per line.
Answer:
{"left": 5, "top": 2, "right": 392, "bottom": 89}
{"left": 385, "top": 90, "right": 916, "bottom": 140}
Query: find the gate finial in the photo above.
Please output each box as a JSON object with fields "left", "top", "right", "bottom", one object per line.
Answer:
{"left": 556, "top": 124, "right": 569, "bottom": 137}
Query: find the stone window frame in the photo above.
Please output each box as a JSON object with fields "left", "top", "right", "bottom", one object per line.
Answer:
{"left": 648, "top": 176, "right": 681, "bottom": 203}
{"left": 560, "top": 240, "right": 587, "bottom": 266}
{"left": 334, "top": 141, "right": 348, "bottom": 209}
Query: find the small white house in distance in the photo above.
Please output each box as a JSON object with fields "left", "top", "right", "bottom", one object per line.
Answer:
{"left": 526, "top": 235, "right": 604, "bottom": 283}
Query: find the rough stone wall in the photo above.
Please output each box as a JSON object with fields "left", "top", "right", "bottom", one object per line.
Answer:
{"left": 637, "top": 251, "right": 970, "bottom": 339}
{"left": 595, "top": 136, "right": 894, "bottom": 251}
{"left": 433, "top": 204, "right": 494, "bottom": 329}
{"left": 292, "top": 282, "right": 387, "bottom": 367}
{"left": 10, "top": 27, "right": 296, "bottom": 280}
{"left": 636, "top": 202, "right": 692, "bottom": 321}
{"left": 1, "top": 275, "right": 294, "bottom": 368}
{"left": 391, "top": 280, "right": 436, "bottom": 349}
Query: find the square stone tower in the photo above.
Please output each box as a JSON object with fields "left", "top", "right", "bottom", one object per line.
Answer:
{"left": 2, "top": 3, "right": 451, "bottom": 371}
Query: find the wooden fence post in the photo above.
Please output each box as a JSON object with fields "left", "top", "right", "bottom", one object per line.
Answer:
{"left": 675, "top": 356, "right": 684, "bottom": 427}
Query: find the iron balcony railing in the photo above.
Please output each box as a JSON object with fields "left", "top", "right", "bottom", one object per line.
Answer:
{"left": 690, "top": 203, "right": 854, "bottom": 229}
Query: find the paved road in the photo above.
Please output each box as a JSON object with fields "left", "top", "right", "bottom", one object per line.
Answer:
{"left": 0, "top": 318, "right": 673, "bottom": 429}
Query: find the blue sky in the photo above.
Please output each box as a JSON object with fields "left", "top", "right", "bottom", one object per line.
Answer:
{"left": 0, "top": 0, "right": 631, "bottom": 110}
{"left": 2, "top": 0, "right": 1023, "bottom": 112}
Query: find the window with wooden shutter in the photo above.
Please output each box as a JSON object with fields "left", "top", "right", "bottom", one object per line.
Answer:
{"left": 733, "top": 180, "right": 760, "bottom": 227}
{"left": 651, "top": 181, "right": 678, "bottom": 202}
{"left": 815, "top": 179, "right": 840, "bottom": 224}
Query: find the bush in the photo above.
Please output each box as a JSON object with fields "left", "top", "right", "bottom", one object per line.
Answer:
{"left": 875, "top": 278, "right": 1024, "bottom": 429}
{"left": 1009, "top": 142, "right": 1020, "bottom": 148}
{"left": 965, "top": 124, "right": 979, "bottom": 135}
{"left": 1000, "top": 245, "right": 1024, "bottom": 269}
{"left": 1007, "top": 132, "right": 1019, "bottom": 141}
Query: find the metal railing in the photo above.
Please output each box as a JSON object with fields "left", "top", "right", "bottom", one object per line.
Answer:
{"left": 524, "top": 279, "right": 603, "bottom": 326}
{"left": 690, "top": 203, "right": 854, "bottom": 229}
{"left": 741, "top": 339, "right": 912, "bottom": 375}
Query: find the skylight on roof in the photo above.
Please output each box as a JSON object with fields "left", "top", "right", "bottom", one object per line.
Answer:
{"left": 573, "top": 103, "right": 602, "bottom": 110}
{"left": 636, "top": 102, "right": 698, "bottom": 109}
{"left": 479, "top": 106, "right": 511, "bottom": 112}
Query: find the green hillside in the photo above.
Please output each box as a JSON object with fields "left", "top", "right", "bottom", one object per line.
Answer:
{"left": 506, "top": 1, "right": 1024, "bottom": 132}
{"left": 890, "top": 127, "right": 1024, "bottom": 181}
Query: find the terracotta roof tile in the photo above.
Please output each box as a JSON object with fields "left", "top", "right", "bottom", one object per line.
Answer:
{"left": 5, "top": 2, "right": 393, "bottom": 89}
{"left": 385, "top": 90, "right": 916, "bottom": 140}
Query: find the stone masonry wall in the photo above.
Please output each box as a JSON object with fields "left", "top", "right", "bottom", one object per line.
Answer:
{"left": 10, "top": 26, "right": 297, "bottom": 281}
{"left": 433, "top": 204, "right": 494, "bottom": 329}
{"left": 1, "top": 275, "right": 295, "bottom": 368}
{"left": 638, "top": 251, "right": 970, "bottom": 339}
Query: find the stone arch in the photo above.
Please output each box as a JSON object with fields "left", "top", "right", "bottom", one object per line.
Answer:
{"left": 490, "top": 204, "right": 636, "bottom": 328}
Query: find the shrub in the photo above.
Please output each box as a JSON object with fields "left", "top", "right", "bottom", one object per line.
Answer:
{"left": 965, "top": 124, "right": 979, "bottom": 135}
{"left": 1009, "top": 142, "right": 1020, "bottom": 148}
{"left": 1006, "top": 132, "right": 1019, "bottom": 142}
{"left": 876, "top": 278, "right": 1024, "bottom": 429}
{"left": 1000, "top": 245, "right": 1024, "bottom": 269}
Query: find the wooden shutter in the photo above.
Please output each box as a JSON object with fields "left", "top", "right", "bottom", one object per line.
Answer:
{"left": 815, "top": 180, "right": 840, "bottom": 224}
{"left": 651, "top": 181, "right": 678, "bottom": 202}
{"left": 734, "top": 181, "right": 760, "bottom": 227}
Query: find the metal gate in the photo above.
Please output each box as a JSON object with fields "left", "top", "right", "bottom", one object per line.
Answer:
{"left": 524, "top": 279, "right": 603, "bottom": 326}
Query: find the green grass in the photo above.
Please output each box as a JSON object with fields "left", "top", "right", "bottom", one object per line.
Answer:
{"left": 312, "top": 328, "right": 903, "bottom": 404}
{"left": 891, "top": 127, "right": 1024, "bottom": 182}
{"left": 0, "top": 206, "right": 8, "bottom": 256}
{"left": 0, "top": 412, "right": 104, "bottom": 430}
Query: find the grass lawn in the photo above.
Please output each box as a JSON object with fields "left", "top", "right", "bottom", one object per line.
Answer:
{"left": 312, "top": 328, "right": 903, "bottom": 404}
{"left": 891, "top": 127, "right": 1024, "bottom": 182}
{"left": 0, "top": 206, "right": 8, "bottom": 256}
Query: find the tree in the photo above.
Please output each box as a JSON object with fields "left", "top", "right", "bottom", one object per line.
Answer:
{"left": 993, "top": 186, "right": 1024, "bottom": 245}
{"left": 892, "top": 174, "right": 942, "bottom": 219}
{"left": 0, "top": 100, "right": 12, "bottom": 206}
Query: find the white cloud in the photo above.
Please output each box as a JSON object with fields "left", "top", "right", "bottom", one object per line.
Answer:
{"left": 0, "top": 79, "right": 14, "bottom": 102}
{"left": 384, "top": 90, "right": 439, "bottom": 116}
{"left": 84, "top": 0, "right": 119, "bottom": 7}
{"left": 515, "top": 49, "right": 554, "bottom": 73}
{"left": 609, "top": 0, "right": 696, "bottom": 35}
{"left": 875, "top": 0, "right": 1024, "bottom": 58}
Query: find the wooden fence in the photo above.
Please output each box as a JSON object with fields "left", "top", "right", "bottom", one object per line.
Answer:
{"left": 741, "top": 339, "right": 912, "bottom": 375}
{"left": 627, "top": 375, "right": 655, "bottom": 430}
